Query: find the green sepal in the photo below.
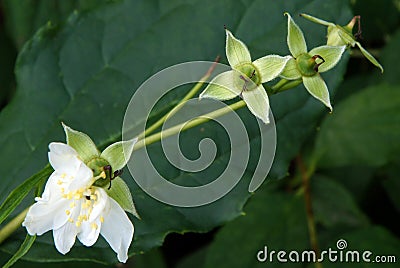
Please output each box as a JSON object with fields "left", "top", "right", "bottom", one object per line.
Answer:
{"left": 225, "top": 29, "right": 251, "bottom": 69}
{"left": 356, "top": 42, "right": 384, "bottom": 73}
{"left": 300, "top": 13, "right": 334, "bottom": 27}
{"left": 100, "top": 138, "right": 138, "bottom": 171}
{"left": 199, "top": 71, "right": 240, "bottom": 100}
{"left": 62, "top": 122, "right": 99, "bottom": 163}
{"left": 284, "top": 12, "right": 307, "bottom": 58}
{"left": 280, "top": 57, "right": 302, "bottom": 80}
{"left": 106, "top": 177, "right": 140, "bottom": 219}
{"left": 308, "top": 45, "right": 346, "bottom": 73}
{"left": 303, "top": 74, "right": 332, "bottom": 111}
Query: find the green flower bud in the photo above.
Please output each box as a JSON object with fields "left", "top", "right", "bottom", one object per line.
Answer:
{"left": 296, "top": 53, "right": 325, "bottom": 77}
{"left": 300, "top": 13, "right": 383, "bottom": 73}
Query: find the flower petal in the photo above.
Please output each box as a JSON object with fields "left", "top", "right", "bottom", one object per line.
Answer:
{"left": 39, "top": 172, "right": 64, "bottom": 201}
{"left": 225, "top": 29, "right": 252, "bottom": 68}
{"left": 279, "top": 57, "right": 302, "bottom": 80}
{"left": 89, "top": 188, "right": 108, "bottom": 222}
{"left": 308, "top": 45, "right": 346, "bottom": 73}
{"left": 23, "top": 198, "right": 69, "bottom": 235}
{"left": 303, "top": 75, "right": 332, "bottom": 111}
{"left": 300, "top": 13, "right": 335, "bottom": 27}
{"left": 285, "top": 12, "right": 307, "bottom": 57}
{"left": 53, "top": 221, "right": 79, "bottom": 254}
{"left": 356, "top": 42, "right": 384, "bottom": 73}
{"left": 67, "top": 162, "right": 94, "bottom": 192}
{"left": 48, "top": 142, "right": 81, "bottom": 173}
{"left": 101, "top": 198, "right": 134, "bottom": 263}
{"left": 242, "top": 85, "right": 270, "bottom": 124}
{"left": 77, "top": 219, "right": 101, "bottom": 247}
{"left": 253, "top": 55, "right": 291, "bottom": 83}
{"left": 106, "top": 177, "right": 139, "bottom": 218}
{"left": 62, "top": 123, "right": 100, "bottom": 162}
{"left": 101, "top": 138, "right": 138, "bottom": 171}
{"left": 199, "top": 71, "right": 241, "bottom": 100}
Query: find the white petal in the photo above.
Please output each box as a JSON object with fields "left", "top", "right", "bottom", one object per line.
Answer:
{"left": 67, "top": 162, "right": 94, "bottom": 192}
{"left": 100, "top": 198, "right": 134, "bottom": 263}
{"left": 23, "top": 198, "right": 69, "bottom": 236}
{"left": 39, "top": 172, "right": 63, "bottom": 201}
{"left": 89, "top": 188, "right": 108, "bottom": 222}
{"left": 48, "top": 142, "right": 81, "bottom": 173}
{"left": 53, "top": 221, "right": 79, "bottom": 254}
{"left": 242, "top": 85, "right": 270, "bottom": 124}
{"left": 77, "top": 219, "right": 101, "bottom": 247}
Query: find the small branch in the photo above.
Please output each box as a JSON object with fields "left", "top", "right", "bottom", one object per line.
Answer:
{"left": 137, "top": 55, "right": 220, "bottom": 140}
{"left": 0, "top": 208, "right": 29, "bottom": 245}
{"left": 134, "top": 100, "right": 246, "bottom": 151}
{"left": 296, "top": 155, "right": 321, "bottom": 268}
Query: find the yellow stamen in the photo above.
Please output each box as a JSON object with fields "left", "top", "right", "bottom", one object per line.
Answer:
{"left": 76, "top": 221, "right": 82, "bottom": 227}
{"left": 90, "top": 195, "right": 96, "bottom": 201}
{"left": 69, "top": 202, "right": 75, "bottom": 208}
{"left": 61, "top": 173, "right": 67, "bottom": 178}
{"left": 91, "top": 223, "right": 98, "bottom": 230}
{"left": 100, "top": 216, "right": 104, "bottom": 223}
{"left": 57, "top": 180, "right": 62, "bottom": 185}
{"left": 65, "top": 210, "right": 71, "bottom": 216}
{"left": 68, "top": 218, "right": 74, "bottom": 223}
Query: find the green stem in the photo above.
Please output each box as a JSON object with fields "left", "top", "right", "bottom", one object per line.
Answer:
{"left": 137, "top": 56, "right": 220, "bottom": 140}
{"left": 134, "top": 100, "right": 246, "bottom": 151}
{"left": 0, "top": 208, "right": 29, "bottom": 245}
{"left": 0, "top": 71, "right": 302, "bottom": 245}
{"left": 270, "top": 78, "right": 302, "bottom": 94}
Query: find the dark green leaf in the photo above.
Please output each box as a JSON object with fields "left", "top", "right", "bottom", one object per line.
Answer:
{"left": 0, "top": 165, "right": 52, "bottom": 225}
{"left": 311, "top": 175, "right": 369, "bottom": 228}
{"left": 2, "top": 0, "right": 109, "bottom": 50}
{"left": 381, "top": 29, "right": 400, "bottom": 85}
{"left": 204, "top": 190, "right": 309, "bottom": 268}
{"left": 315, "top": 84, "right": 400, "bottom": 168}
{"left": 3, "top": 234, "right": 36, "bottom": 268}
{"left": 0, "top": 0, "right": 351, "bottom": 264}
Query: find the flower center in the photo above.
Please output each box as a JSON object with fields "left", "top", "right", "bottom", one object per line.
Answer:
{"left": 296, "top": 53, "right": 325, "bottom": 77}
{"left": 59, "top": 182, "right": 104, "bottom": 228}
{"left": 234, "top": 62, "right": 261, "bottom": 92}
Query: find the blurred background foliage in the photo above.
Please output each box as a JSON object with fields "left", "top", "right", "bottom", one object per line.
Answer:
{"left": 0, "top": 0, "right": 399, "bottom": 267}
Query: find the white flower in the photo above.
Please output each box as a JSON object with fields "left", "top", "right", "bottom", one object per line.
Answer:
{"left": 22, "top": 142, "right": 134, "bottom": 263}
